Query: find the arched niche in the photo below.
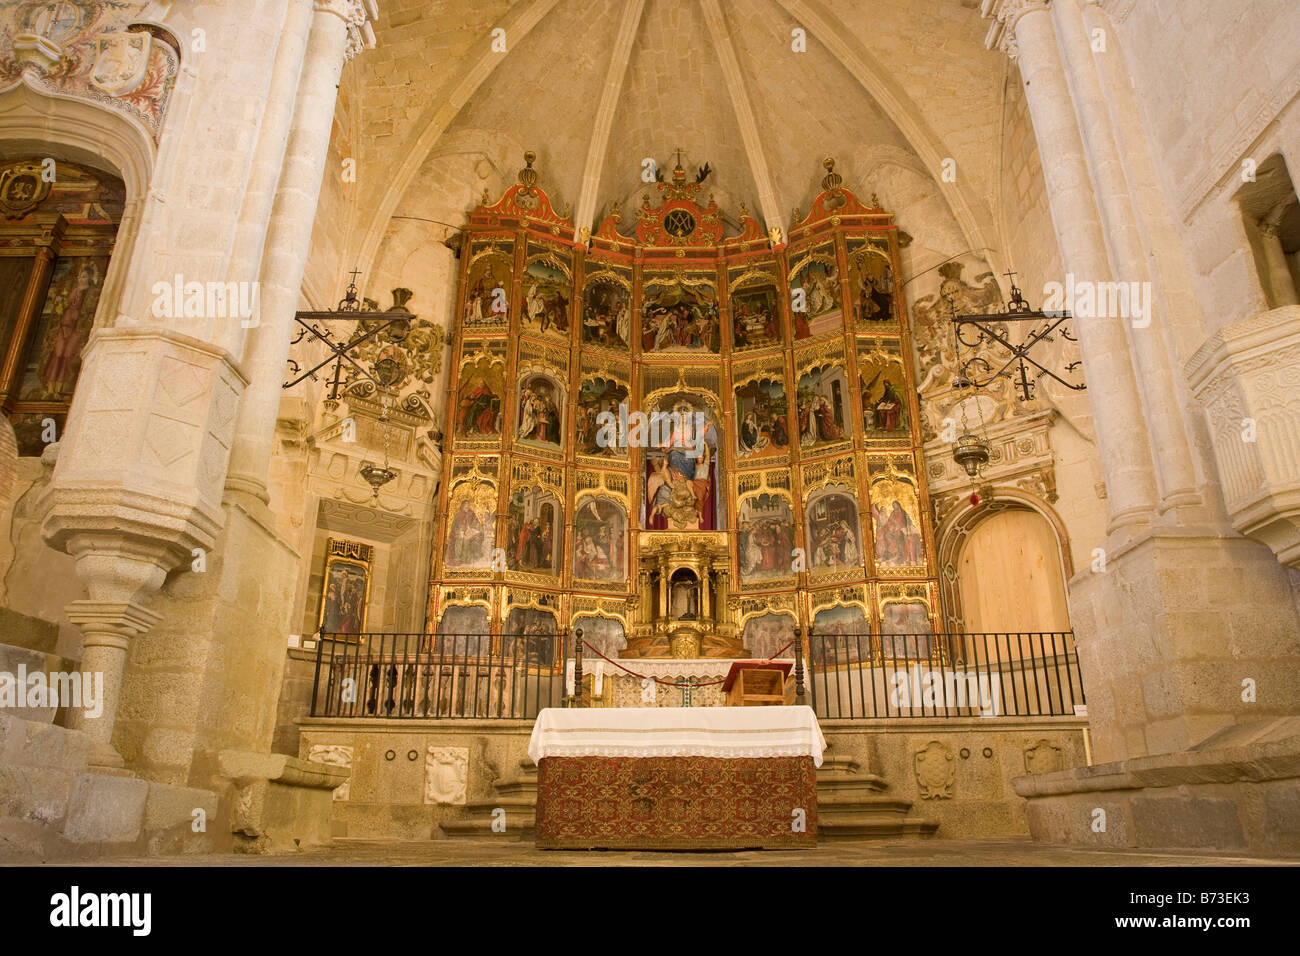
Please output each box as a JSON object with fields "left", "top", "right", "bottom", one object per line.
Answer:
{"left": 937, "top": 490, "right": 1073, "bottom": 639}
{"left": 0, "top": 84, "right": 156, "bottom": 451}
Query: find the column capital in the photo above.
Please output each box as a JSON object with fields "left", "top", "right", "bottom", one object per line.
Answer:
{"left": 66, "top": 600, "right": 164, "bottom": 644}
{"left": 313, "top": 0, "right": 379, "bottom": 60}
{"left": 982, "top": 0, "right": 1051, "bottom": 58}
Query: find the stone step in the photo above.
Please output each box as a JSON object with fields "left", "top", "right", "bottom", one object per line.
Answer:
{"left": 439, "top": 809, "right": 535, "bottom": 841}
{"left": 817, "top": 754, "right": 864, "bottom": 776}
{"left": 817, "top": 814, "right": 939, "bottom": 840}
{"left": 493, "top": 777, "right": 538, "bottom": 798}
{"left": 818, "top": 795, "right": 916, "bottom": 814}
{"left": 816, "top": 774, "right": 890, "bottom": 800}
{"left": 813, "top": 764, "right": 939, "bottom": 841}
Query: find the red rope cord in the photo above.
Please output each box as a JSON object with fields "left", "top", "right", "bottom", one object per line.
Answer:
{"left": 575, "top": 638, "right": 798, "bottom": 688}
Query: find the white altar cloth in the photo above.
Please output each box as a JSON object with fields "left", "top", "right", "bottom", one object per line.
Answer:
{"left": 528, "top": 705, "right": 827, "bottom": 766}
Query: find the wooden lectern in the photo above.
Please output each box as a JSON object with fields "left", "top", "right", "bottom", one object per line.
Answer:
{"left": 722, "top": 660, "right": 795, "bottom": 707}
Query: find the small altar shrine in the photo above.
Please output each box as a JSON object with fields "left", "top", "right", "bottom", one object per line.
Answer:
{"left": 623, "top": 532, "right": 743, "bottom": 658}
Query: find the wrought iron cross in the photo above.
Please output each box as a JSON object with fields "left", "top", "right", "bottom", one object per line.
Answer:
{"left": 950, "top": 271, "right": 1086, "bottom": 402}
{"left": 283, "top": 270, "right": 416, "bottom": 399}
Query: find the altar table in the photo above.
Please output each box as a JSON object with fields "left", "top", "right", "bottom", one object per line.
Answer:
{"left": 529, "top": 706, "right": 825, "bottom": 849}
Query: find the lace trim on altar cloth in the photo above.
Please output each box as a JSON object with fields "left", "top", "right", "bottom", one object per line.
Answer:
{"left": 534, "top": 745, "right": 823, "bottom": 765}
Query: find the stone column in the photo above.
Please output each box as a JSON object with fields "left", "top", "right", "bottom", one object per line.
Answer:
{"left": 43, "top": 331, "right": 246, "bottom": 770}
{"left": 214, "top": 0, "right": 318, "bottom": 358}
{"left": 986, "top": 0, "right": 1158, "bottom": 533}
{"left": 63, "top": 587, "right": 162, "bottom": 769}
{"left": 1050, "top": 0, "right": 1200, "bottom": 510}
{"left": 1258, "top": 203, "right": 1299, "bottom": 307}
{"left": 224, "top": 0, "right": 372, "bottom": 502}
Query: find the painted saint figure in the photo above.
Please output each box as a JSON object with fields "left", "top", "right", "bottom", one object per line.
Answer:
{"left": 873, "top": 499, "right": 924, "bottom": 567}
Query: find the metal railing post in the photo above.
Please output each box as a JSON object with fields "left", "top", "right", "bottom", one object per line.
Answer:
{"left": 572, "top": 626, "right": 585, "bottom": 708}
{"left": 794, "top": 625, "right": 807, "bottom": 707}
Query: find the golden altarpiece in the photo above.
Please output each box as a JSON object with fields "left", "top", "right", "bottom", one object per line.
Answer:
{"left": 430, "top": 154, "right": 941, "bottom": 667}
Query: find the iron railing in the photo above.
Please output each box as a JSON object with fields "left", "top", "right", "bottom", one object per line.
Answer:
{"left": 804, "top": 631, "right": 1083, "bottom": 719}
{"left": 307, "top": 630, "right": 1083, "bottom": 721}
{"left": 310, "top": 632, "right": 569, "bottom": 719}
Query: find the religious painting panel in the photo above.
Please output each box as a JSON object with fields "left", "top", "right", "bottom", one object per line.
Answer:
{"left": 436, "top": 604, "right": 491, "bottom": 655}
{"left": 18, "top": 256, "right": 109, "bottom": 401}
{"left": 742, "top": 612, "right": 798, "bottom": 660}
{"left": 797, "top": 363, "right": 851, "bottom": 450}
{"left": 642, "top": 390, "right": 722, "bottom": 531}
{"left": 506, "top": 487, "right": 563, "bottom": 574}
{"left": 788, "top": 246, "right": 841, "bottom": 340}
{"left": 454, "top": 356, "right": 505, "bottom": 439}
{"left": 442, "top": 477, "right": 498, "bottom": 569}
{"left": 502, "top": 606, "right": 559, "bottom": 666}
{"left": 0, "top": 257, "right": 33, "bottom": 348}
{"left": 641, "top": 276, "right": 720, "bottom": 354}
{"left": 575, "top": 375, "right": 630, "bottom": 459}
{"left": 737, "top": 492, "right": 795, "bottom": 585}
{"left": 805, "top": 487, "right": 863, "bottom": 573}
{"left": 869, "top": 473, "right": 926, "bottom": 571}
{"left": 572, "top": 615, "right": 627, "bottom": 659}
{"left": 810, "top": 603, "right": 870, "bottom": 666}
{"left": 318, "top": 539, "right": 372, "bottom": 635}
{"left": 462, "top": 244, "right": 512, "bottom": 331}
{"left": 846, "top": 240, "right": 897, "bottom": 327}
{"left": 573, "top": 495, "right": 627, "bottom": 583}
{"left": 728, "top": 271, "right": 782, "bottom": 352}
{"left": 521, "top": 248, "right": 571, "bottom": 337}
{"left": 515, "top": 371, "right": 564, "bottom": 448}
{"left": 880, "top": 600, "right": 934, "bottom": 660}
{"left": 734, "top": 375, "right": 791, "bottom": 460}
{"left": 580, "top": 269, "right": 632, "bottom": 349}
{"left": 858, "top": 340, "right": 910, "bottom": 440}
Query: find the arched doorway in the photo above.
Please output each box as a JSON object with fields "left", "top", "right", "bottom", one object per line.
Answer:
{"left": 0, "top": 156, "right": 124, "bottom": 454}
{"left": 957, "top": 508, "right": 1071, "bottom": 633}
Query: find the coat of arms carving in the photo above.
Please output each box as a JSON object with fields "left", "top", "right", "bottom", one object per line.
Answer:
{"left": 0, "top": 162, "right": 51, "bottom": 219}
{"left": 913, "top": 740, "right": 955, "bottom": 799}
{"left": 90, "top": 30, "right": 151, "bottom": 96}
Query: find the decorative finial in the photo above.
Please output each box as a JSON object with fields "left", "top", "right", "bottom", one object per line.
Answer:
{"left": 518, "top": 151, "right": 538, "bottom": 188}
{"left": 870, "top": 192, "right": 881, "bottom": 209}
{"left": 821, "top": 157, "right": 842, "bottom": 192}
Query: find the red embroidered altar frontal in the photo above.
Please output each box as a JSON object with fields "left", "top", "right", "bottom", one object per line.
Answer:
{"left": 534, "top": 755, "right": 818, "bottom": 850}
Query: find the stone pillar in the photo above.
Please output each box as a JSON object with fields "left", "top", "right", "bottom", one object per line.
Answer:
{"left": 1257, "top": 203, "right": 1300, "bottom": 307}
{"left": 214, "top": 0, "right": 318, "bottom": 358}
{"left": 224, "top": 0, "right": 372, "bottom": 502}
{"left": 1050, "top": 0, "right": 1200, "bottom": 510}
{"left": 64, "top": 599, "right": 161, "bottom": 769}
{"left": 985, "top": 0, "right": 1300, "bottom": 765}
{"left": 43, "top": 331, "right": 246, "bottom": 769}
{"left": 986, "top": 0, "right": 1158, "bottom": 534}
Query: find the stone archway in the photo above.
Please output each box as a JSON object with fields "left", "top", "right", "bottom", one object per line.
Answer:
{"left": 936, "top": 489, "right": 1073, "bottom": 635}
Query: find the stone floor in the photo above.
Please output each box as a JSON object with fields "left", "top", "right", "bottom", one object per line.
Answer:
{"left": 36, "top": 838, "right": 1300, "bottom": 866}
